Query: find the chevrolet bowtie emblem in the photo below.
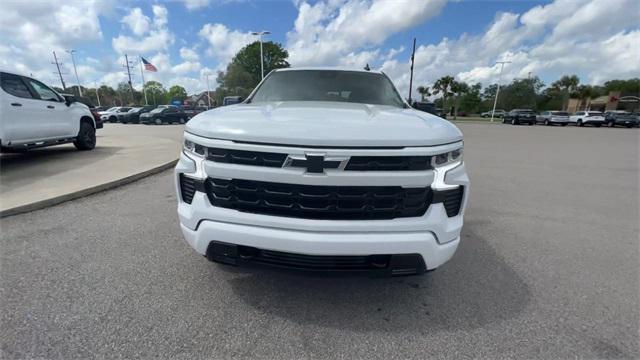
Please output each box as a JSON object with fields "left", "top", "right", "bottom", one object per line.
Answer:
{"left": 283, "top": 154, "right": 348, "bottom": 174}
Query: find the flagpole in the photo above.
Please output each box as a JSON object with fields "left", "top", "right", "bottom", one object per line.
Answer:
{"left": 139, "top": 55, "right": 148, "bottom": 105}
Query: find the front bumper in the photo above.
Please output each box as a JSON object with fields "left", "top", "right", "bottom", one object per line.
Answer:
{"left": 176, "top": 144, "right": 469, "bottom": 272}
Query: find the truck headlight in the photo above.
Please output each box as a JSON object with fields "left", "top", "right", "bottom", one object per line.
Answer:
{"left": 183, "top": 139, "right": 206, "bottom": 158}
{"left": 432, "top": 147, "right": 463, "bottom": 168}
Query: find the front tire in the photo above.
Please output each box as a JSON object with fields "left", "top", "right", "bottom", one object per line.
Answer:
{"left": 607, "top": 121, "right": 614, "bottom": 128}
{"left": 74, "top": 122, "right": 96, "bottom": 150}
{"left": 577, "top": 119, "right": 583, "bottom": 127}
{"left": 179, "top": 117, "right": 186, "bottom": 124}
{"left": 544, "top": 120, "right": 550, "bottom": 126}
{"left": 511, "top": 118, "right": 517, "bottom": 125}
{"left": 155, "top": 118, "right": 162, "bottom": 125}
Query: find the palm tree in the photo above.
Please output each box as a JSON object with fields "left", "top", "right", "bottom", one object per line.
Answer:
{"left": 417, "top": 86, "right": 431, "bottom": 102}
{"left": 432, "top": 76, "right": 455, "bottom": 117}
{"left": 450, "top": 81, "right": 470, "bottom": 120}
{"left": 551, "top": 75, "right": 579, "bottom": 111}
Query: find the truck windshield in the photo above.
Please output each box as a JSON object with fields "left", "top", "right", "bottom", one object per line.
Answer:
{"left": 250, "top": 70, "right": 405, "bottom": 108}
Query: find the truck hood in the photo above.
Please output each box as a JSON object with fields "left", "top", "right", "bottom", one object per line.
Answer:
{"left": 185, "top": 101, "right": 462, "bottom": 147}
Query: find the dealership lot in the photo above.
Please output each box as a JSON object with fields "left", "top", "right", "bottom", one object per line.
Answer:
{"left": 1, "top": 124, "right": 638, "bottom": 359}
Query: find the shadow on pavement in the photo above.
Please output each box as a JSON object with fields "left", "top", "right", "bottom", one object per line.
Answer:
{"left": 223, "top": 219, "right": 531, "bottom": 333}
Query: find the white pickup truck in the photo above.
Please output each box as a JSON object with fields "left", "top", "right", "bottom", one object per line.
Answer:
{"left": 175, "top": 68, "right": 469, "bottom": 276}
{"left": 0, "top": 70, "right": 96, "bottom": 151}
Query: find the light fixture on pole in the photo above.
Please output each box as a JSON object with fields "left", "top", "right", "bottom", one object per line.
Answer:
{"left": 66, "top": 49, "right": 82, "bottom": 97}
{"left": 490, "top": 60, "right": 511, "bottom": 122}
{"left": 251, "top": 30, "right": 271, "bottom": 79}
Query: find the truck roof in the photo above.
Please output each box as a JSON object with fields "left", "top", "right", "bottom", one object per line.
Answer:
{"left": 273, "top": 67, "right": 384, "bottom": 75}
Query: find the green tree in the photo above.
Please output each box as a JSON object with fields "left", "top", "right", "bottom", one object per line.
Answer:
{"left": 450, "top": 81, "right": 470, "bottom": 119}
{"left": 144, "top": 81, "right": 167, "bottom": 105}
{"left": 499, "top": 76, "right": 544, "bottom": 110}
{"left": 459, "top": 83, "right": 483, "bottom": 114}
{"left": 417, "top": 86, "right": 431, "bottom": 101}
{"left": 432, "top": 76, "right": 455, "bottom": 117}
{"left": 215, "top": 41, "right": 290, "bottom": 102}
{"left": 603, "top": 78, "right": 640, "bottom": 94}
{"left": 231, "top": 41, "right": 290, "bottom": 86}
{"left": 168, "top": 85, "right": 187, "bottom": 102}
{"left": 551, "top": 75, "right": 579, "bottom": 110}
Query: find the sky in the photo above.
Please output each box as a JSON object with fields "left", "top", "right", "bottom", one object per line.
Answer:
{"left": 1, "top": 0, "right": 638, "bottom": 98}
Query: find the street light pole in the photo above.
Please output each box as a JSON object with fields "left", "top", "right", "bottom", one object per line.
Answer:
{"left": 490, "top": 61, "right": 511, "bottom": 122}
{"left": 251, "top": 31, "right": 271, "bottom": 79}
{"left": 205, "top": 73, "right": 211, "bottom": 108}
{"left": 66, "top": 49, "right": 82, "bottom": 97}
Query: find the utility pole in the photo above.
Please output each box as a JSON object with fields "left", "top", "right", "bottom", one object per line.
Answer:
{"left": 408, "top": 37, "right": 416, "bottom": 104}
{"left": 251, "top": 31, "right": 271, "bottom": 79}
{"left": 94, "top": 81, "right": 101, "bottom": 107}
{"left": 52, "top": 51, "right": 66, "bottom": 90}
{"left": 124, "top": 54, "right": 135, "bottom": 104}
{"left": 205, "top": 72, "right": 212, "bottom": 108}
{"left": 490, "top": 60, "right": 511, "bottom": 122}
{"left": 66, "top": 49, "right": 82, "bottom": 97}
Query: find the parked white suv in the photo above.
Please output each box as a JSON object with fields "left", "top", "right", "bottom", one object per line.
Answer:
{"left": 569, "top": 111, "right": 605, "bottom": 127}
{"left": 0, "top": 70, "right": 96, "bottom": 151}
{"left": 175, "top": 68, "right": 469, "bottom": 276}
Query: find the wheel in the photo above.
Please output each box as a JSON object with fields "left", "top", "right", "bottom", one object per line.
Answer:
{"left": 155, "top": 118, "right": 162, "bottom": 125}
{"left": 607, "top": 121, "right": 614, "bottom": 127}
{"left": 577, "top": 119, "right": 583, "bottom": 127}
{"left": 109, "top": 116, "right": 117, "bottom": 123}
{"left": 544, "top": 120, "right": 549, "bottom": 126}
{"left": 594, "top": 123, "right": 601, "bottom": 128}
{"left": 529, "top": 121, "right": 534, "bottom": 126}
{"left": 502, "top": 118, "right": 507, "bottom": 124}
{"left": 179, "top": 117, "right": 186, "bottom": 124}
{"left": 511, "top": 118, "right": 516, "bottom": 125}
{"left": 73, "top": 122, "right": 96, "bottom": 150}
{"left": 561, "top": 123, "right": 567, "bottom": 126}
{"left": 626, "top": 124, "right": 633, "bottom": 128}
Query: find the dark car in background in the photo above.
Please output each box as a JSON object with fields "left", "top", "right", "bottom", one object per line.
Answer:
{"left": 412, "top": 101, "right": 438, "bottom": 116}
{"left": 118, "top": 106, "right": 155, "bottom": 123}
{"left": 504, "top": 109, "right": 536, "bottom": 125}
{"left": 139, "top": 105, "right": 187, "bottom": 125}
{"left": 536, "top": 111, "right": 569, "bottom": 126}
{"left": 183, "top": 106, "right": 209, "bottom": 119}
{"left": 604, "top": 111, "right": 638, "bottom": 128}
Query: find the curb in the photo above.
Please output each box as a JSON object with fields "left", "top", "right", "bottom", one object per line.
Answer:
{"left": 0, "top": 159, "right": 178, "bottom": 218}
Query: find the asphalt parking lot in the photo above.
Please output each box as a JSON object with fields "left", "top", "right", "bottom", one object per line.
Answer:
{"left": 1, "top": 124, "right": 638, "bottom": 359}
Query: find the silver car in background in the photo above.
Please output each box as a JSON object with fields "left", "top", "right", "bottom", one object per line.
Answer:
{"left": 537, "top": 111, "right": 570, "bottom": 126}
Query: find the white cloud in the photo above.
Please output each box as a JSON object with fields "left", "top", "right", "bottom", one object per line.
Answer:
{"left": 182, "top": 0, "right": 211, "bottom": 10}
{"left": 199, "top": 23, "right": 255, "bottom": 65}
{"left": 172, "top": 61, "right": 201, "bottom": 74}
{"left": 112, "top": 5, "right": 174, "bottom": 55}
{"left": 376, "top": 0, "right": 640, "bottom": 98}
{"left": 180, "top": 47, "right": 200, "bottom": 62}
{"left": 286, "top": 0, "right": 447, "bottom": 66}
{"left": 122, "top": 8, "right": 150, "bottom": 36}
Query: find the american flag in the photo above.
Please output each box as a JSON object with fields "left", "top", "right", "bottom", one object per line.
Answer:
{"left": 141, "top": 57, "right": 157, "bottom": 72}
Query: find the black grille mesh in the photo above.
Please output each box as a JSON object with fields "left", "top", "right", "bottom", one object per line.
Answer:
{"left": 206, "top": 147, "right": 431, "bottom": 171}
{"left": 204, "top": 178, "right": 431, "bottom": 220}
{"left": 179, "top": 174, "right": 197, "bottom": 204}
{"left": 441, "top": 187, "right": 464, "bottom": 217}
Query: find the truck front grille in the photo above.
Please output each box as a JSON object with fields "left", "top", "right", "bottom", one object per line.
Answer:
{"left": 206, "top": 147, "right": 431, "bottom": 171}
{"left": 204, "top": 178, "right": 431, "bottom": 220}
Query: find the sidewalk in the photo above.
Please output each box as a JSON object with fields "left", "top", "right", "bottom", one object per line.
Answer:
{"left": 0, "top": 124, "right": 184, "bottom": 217}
